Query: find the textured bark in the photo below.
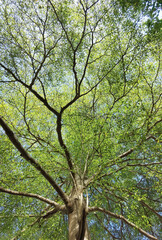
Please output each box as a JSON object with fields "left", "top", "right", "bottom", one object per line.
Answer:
{"left": 68, "top": 183, "right": 91, "bottom": 240}
{"left": 68, "top": 200, "right": 90, "bottom": 240}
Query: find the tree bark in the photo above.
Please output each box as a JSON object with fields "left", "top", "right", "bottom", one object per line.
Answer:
{"left": 68, "top": 201, "right": 90, "bottom": 240}
{"left": 68, "top": 186, "right": 91, "bottom": 240}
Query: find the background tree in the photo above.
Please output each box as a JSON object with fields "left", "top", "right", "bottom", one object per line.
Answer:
{"left": 0, "top": 0, "right": 161, "bottom": 239}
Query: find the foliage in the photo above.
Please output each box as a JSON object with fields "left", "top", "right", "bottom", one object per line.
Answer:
{"left": 0, "top": 0, "right": 161, "bottom": 239}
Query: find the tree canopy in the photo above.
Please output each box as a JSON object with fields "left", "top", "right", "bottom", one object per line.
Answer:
{"left": 0, "top": 0, "right": 161, "bottom": 239}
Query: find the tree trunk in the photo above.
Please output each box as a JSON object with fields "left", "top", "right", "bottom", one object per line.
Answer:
{"left": 68, "top": 191, "right": 91, "bottom": 240}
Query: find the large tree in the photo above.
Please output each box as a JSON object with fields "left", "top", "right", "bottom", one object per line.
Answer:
{"left": 0, "top": 0, "right": 161, "bottom": 239}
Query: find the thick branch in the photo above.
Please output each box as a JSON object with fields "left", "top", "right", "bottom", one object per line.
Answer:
{"left": 61, "top": 95, "right": 79, "bottom": 112}
{"left": 88, "top": 207, "right": 158, "bottom": 240}
{"left": 56, "top": 114, "right": 75, "bottom": 180}
{"left": 42, "top": 206, "right": 67, "bottom": 219}
{"left": 0, "top": 187, "right": 63, "bottom": 208}
{"left": 0, "top": 116, "right": 69, "bottom": 206}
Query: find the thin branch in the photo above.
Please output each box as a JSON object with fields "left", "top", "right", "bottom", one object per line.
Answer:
{"left": 118, "top": 148, "right": 134, "bottom": 158}
{"left": 29, "top": 38, "right": 61, "bottom": 89}
{"left": 0, "top": 215, "right": 40, "bottom": 218}
{"left": 48, "top": 0, "right": 74, "bottom": 50}
{"left": 0, "top": 62, "right": 59, "bottom": 116}
{"left": 98, "top": 165, "right": 126, "bottom": 180}
{"left": 85, "top": 129, "right": 161, "bottom": 187}
{"left": 11, "top": 218, "right": 40, "bottom": 240}
{"left": 127, "top": 162, "right": 162, "bottom": 167}
{"left": 11, "top": 206, "right": 51, "bottom": 240}
{"left": 95, "top": 213, "right": 119, "bottom": 239}
{"left": 88, "top": 207, "right": 158, "bottom": 240}
{"left": 85, "top": 165, "right": 127, "bottom": 187}
{"left": 148, "top": 119, "right": 162, "bottom": 132}
{"left": 87, "top": 0, "right": 100, "bottom": 10}
{"left": 146, "top": 135, "right": 162, "bottom": 143}
{"left": 83, "top": 151, "right": 90, "bottom": 180}
{"left": 80, "top": 55, "right": 125, "bottom": 98}
{"left": 75, "top": 0, "right": 87, "bottom": 51}
{"left": 140, "top": 201, "right": 162, "bottom": 220}
{"left": 78, "top": 31, "right": 94, "bottom": 94}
